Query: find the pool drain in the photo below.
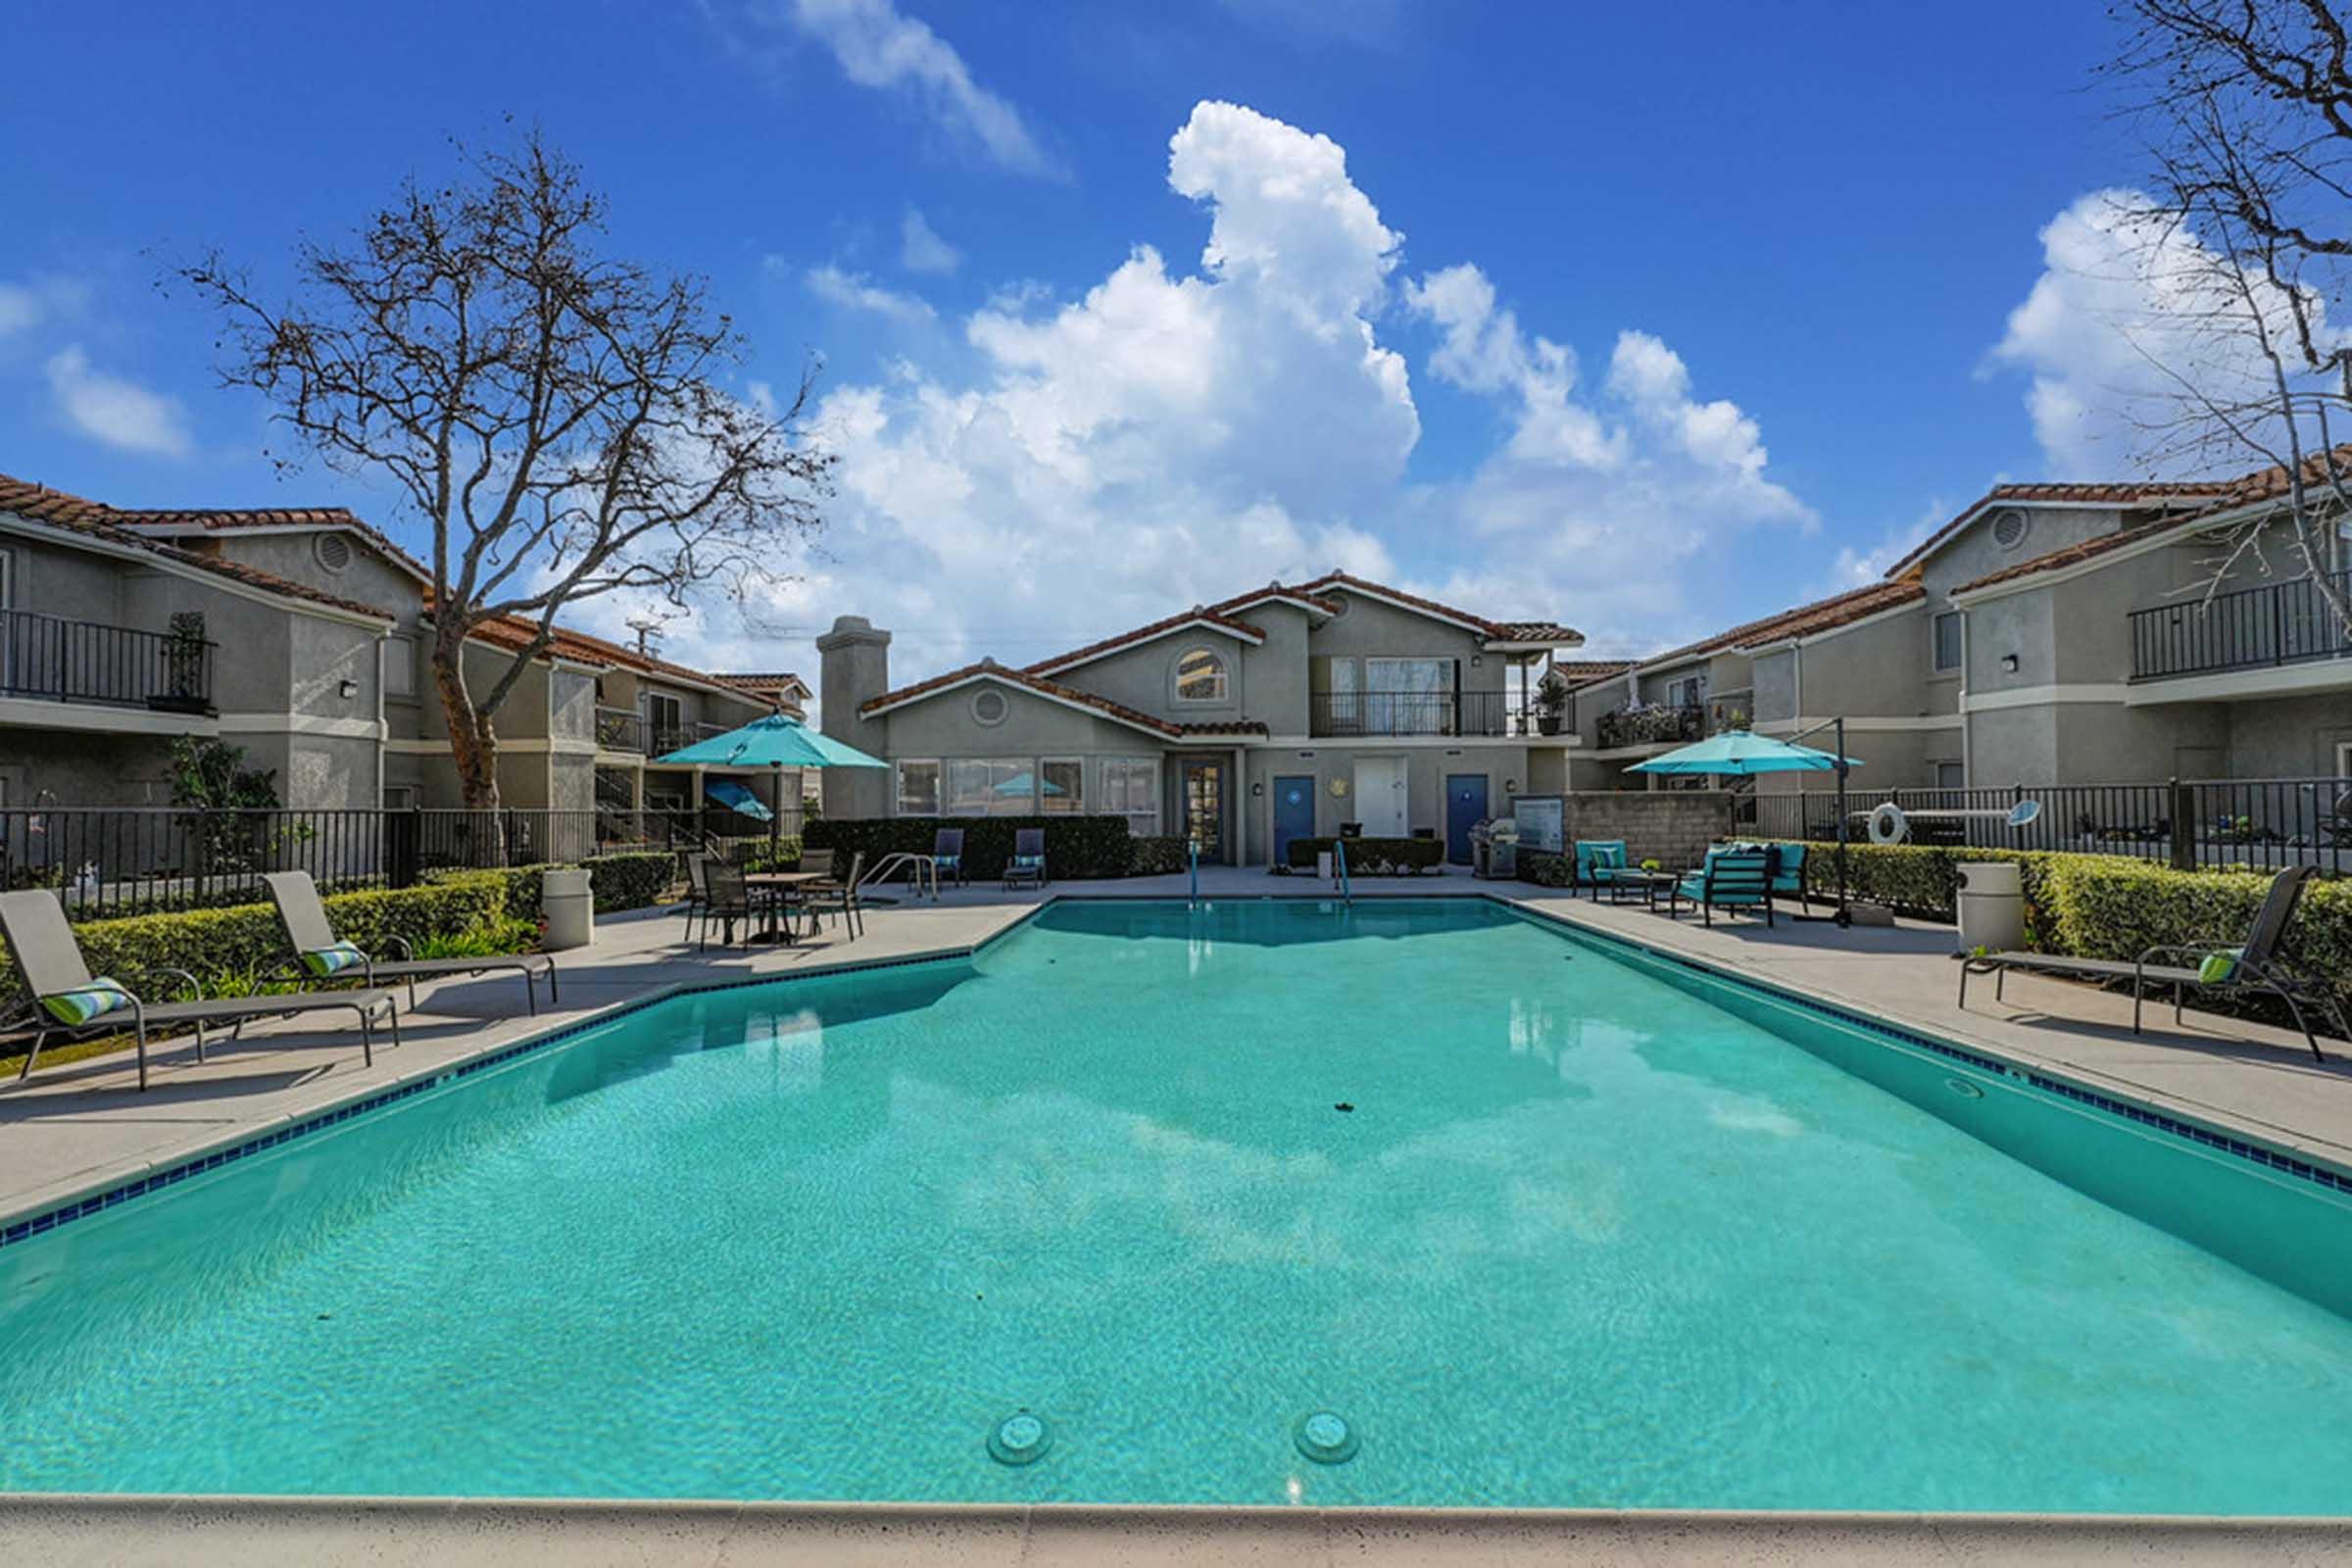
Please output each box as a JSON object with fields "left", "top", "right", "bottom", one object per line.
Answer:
{"left": 988, "top": 1410, "right": 1052, "bottom": 1466}
{"left": 1293, "top": 1410, "right": 1358, "bottom": 1464}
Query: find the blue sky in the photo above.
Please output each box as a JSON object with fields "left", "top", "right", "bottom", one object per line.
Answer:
{"left": 0, "top": 1, "right": 2174, "bottom": 683}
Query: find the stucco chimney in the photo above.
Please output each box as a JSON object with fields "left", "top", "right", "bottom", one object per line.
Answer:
{"left": 816, "top": 614, "right": 893, "bottom": 819}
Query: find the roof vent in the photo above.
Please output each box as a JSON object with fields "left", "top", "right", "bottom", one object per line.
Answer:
{"left": 314, "top": 532, "right": 354, "bottom": 573}
{"left": 1990, "top": 509, "right": 2030, "bottom": 552}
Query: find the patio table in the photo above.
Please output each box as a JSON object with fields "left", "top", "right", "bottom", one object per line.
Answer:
{"left": 742, "top": 870, "right": 828, "bottom": 944}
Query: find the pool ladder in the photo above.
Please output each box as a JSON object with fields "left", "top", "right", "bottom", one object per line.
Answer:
{"left": 1188, "top": 838, "right": 1200, "bottom": 906}
{"left": 1334, "top": 840, "right": 1352, "bottom": 906}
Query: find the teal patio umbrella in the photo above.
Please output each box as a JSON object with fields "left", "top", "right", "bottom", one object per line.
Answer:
{"left": 1632, "top": 726, "right": 1864, "bottom": 926}
{"left": 654, "top": 713, "right": 887, "bottom": 860}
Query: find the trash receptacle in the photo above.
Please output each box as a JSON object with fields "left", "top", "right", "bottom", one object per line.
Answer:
{"left": 1955, "top": 860, "right": 2023, "bottom": 955}
{"left": 542, "top": 866, "right": 594, "bottom": 952}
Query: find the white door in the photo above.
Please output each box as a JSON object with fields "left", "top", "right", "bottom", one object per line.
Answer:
{"left": 1352, "top": 756, "right": 1407, "bottom": 836}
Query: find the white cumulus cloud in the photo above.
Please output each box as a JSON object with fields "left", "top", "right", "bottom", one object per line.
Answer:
{"left": 1990, "top": 189, "right": 2340, "bottom": 478}
{"left": 804, "top": 263, "right": 937, "bottom": 324}
{"left": 899, "top": 207, "right": 960, "bottom": 273}
{"left": 785, "top": 0, "right": 1062, "bottom": 177}
{"left": 44, "top": 347, "right": 194, "bottom": 458}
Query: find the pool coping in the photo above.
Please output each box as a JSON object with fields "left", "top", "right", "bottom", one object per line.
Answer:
{"left": 8, "top": 888, "right": 2351, "bottom": 1250}
{"left": 2, "top": 1494, "right": 2348, "bottom": 1564}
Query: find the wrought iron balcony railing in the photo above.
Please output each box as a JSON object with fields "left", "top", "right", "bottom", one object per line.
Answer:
{"left": 1308, "top": 690, "right": 1532, "bottom": 737}
{"left": 2128, "top": 569, "right": 2352, "bottom": 681}
{"left": 595, "top": 706, "right": 645, "bottom": 752}
{"left": 0, "top": 607, "right": 216, "bottom": 713}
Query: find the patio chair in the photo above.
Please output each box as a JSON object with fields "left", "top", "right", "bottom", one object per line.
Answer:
{"left": 798, "top": 848, "right": 835, "bottom": 880}
{"left": 933, "top": 828, "right": 967, "bottom": 888}
{"left": 1667, "top": 848, "right": 1775, "bottom": 928}
{"left": 1767, "top": 843, "right": 1810, "bottom": 910}
{"left": 1958, "top": 864, "right": 2349, "bottom": 1063}
{"left": 804, "top": 851, "right": 868, "bottom": 942}
{"left": 1573, "top": 839, "right": 1638, "bottom": 901}
{"left": 1004, "top": 828, "right": 1048, "bottom": 891}
{"left": 263, "top": 871, "right": 558, "bottom": 1016}
{"left": 699, "top": 861, "right": 790, "bottom": 950}
{"left": 678, "top": 851, "right": 713, "bottom": 943}
{"left": 0, "top": 888, "right": 400, "bottom": 1092}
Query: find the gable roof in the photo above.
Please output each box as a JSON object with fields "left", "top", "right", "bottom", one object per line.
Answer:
{"left": 1293, "top": 570, "right": 1582, "bottom": 646}
{"left": 0, "top": 472, "right": 395, "bottom": 622}
{"left": 95, "top": 493, "right": 436, "bottom": 586}
{"left": 1883, "top": 479, "right": 2242, "bottom": 580}
{"left": 1024, "top": 607, "right": 1267, "bottom": 678}
{"left": 1637, "top": 577, "right": 1928, "bottom": 671}
{"left": 430, "top": 596, "right": 791, "bottom": 709}
{"left": 861, "top": 660, "right": 1186, "bottom": 740}
{"left": 1948, "top": 444, "right": 2352, "bottom": 598}
{"left": 1550, "top": 659, "right": 1635, "bottom": 688}
{"left": 712, "top": 671, "right": 812, "bottom": 704}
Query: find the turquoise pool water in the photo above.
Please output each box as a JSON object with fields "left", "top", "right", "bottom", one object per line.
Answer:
{"left": 3, "top": 899, "right": 2352, "bottom": 1512}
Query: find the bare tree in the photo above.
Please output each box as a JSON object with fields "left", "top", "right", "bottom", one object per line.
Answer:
{"left": 2107, "top": 0, "right": 2352, "bottom": 637}
{"left": 177, "top": 128, "right": 833, "bottom": 810}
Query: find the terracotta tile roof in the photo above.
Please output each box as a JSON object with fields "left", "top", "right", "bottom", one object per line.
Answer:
{"left": 1207, "top": 584, "right": 1344, "bottom": 617}
{"left": 1948, "top": 445, "right": 2352, "bottom": 597}
{"left": 711, "top": 671, "right": 810, "bottom": 704}
{"left": 1024, "top": 607, "right": 1267, "bottom": 676}
{"left": 0, "top": 472, "right": 395, "bottom": 620}
{"left": 1883, "top": 479, "right": 2241, "bottom": 579}
{"left": 1487, "top": 619, "right": 1586, "bottom": 645}
{"left": 1639, "top": 578, "right": 1927, "bottom": 670}
{"left": 420, "top": 593, "right": 781, "bottom": 705}
{"left": 94, "top": 492, "right": 437, "bottom": 585}
{"left": 1174, "top": 719, "right": 1269, "bottom": 736}
{"left": 1551, "top": 659, "right": 1635, "bottom": 688}
{"left": 862, "top": 660, "right": 1183, "bottom": 738}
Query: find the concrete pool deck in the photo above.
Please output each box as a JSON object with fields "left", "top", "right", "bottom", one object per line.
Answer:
{"left": 4, "top": 866, "right": 2351, "bottom": 1562}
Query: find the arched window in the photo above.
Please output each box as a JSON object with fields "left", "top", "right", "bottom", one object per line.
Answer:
{"left": 1174, "top": 647, "right": 1228, "bottom": 702}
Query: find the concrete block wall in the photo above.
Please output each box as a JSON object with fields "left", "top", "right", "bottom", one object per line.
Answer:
{"left": 1562, "top": 790, "right": 1733, "bottom": 869}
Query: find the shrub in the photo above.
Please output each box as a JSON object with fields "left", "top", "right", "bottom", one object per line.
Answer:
{"left": 733, "top": 837, "right": 807, "bottom": 873}
{"left": 1518, "top": 849, "right": 1574, "bottom": 889}
{"left": 585, "top": 851, "right": 676, "bottom": 913}
{"left": 1129, "top": 835, "right": 1189, "bottom": 875}
{"left": 808, "top": 815, "right": 1136, "bottom": 879}
{"left": 1285, "top": 835, "right": 1445, "bottom": 875}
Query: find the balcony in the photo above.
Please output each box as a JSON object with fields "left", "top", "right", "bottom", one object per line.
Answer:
{"left": 595, "top": 706, "right": 645, "bottom": 752}
{"left": 0, "top": 607, "right": 216, "bottom": 714}
{"left": 646, "top": 719, "right": 735, "bottom": 759}
{"left": 1705, "top": 688, "right": 1754, "bottom": 734}
{"left": 1309, "top": 690, "right": 1537, "bottom": 738}
{"left": 1595, "top": 705, "right": 1704, "bottom": 751}
{"left": 2129, "top": 569, "right": 2352, "bottom": 682}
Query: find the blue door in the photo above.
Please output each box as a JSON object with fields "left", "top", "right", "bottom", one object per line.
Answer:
{"left": 1446, "top": 773, "right": 1489, "bottom": 865}
{"left": 1273, "top": 775, "right": 1316, "bottom": 866}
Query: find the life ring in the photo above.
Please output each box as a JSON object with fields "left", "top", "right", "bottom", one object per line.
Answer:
{"left": 1867, "top": 802, "right": 1909, "bottom": 846}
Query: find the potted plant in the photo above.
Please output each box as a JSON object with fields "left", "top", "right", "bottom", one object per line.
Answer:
{"left": 1533, "top": 669, "right": 1571, "bottom": 736}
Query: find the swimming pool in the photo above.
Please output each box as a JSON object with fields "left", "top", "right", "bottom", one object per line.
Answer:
{"left": 3, "top": 898, "right": 2350, "bottom": 1513}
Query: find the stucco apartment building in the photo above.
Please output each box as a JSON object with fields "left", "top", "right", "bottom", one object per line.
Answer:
{"left": 816, "top": 573, "right": 1586, "bottom": 866}
{"left": 1570, "top": 452, "right": 2352, "bottom": 796}
{"left": 0, "top": 472, "right": 807, "bottom": 821}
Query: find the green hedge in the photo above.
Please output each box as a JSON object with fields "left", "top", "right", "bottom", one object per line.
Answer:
{"left": 1129, "top": 835, "right": 1189, "bottom": 875}
{"left": 808, "top": 815, "right": 1136, "bottom": 879}
{"left": 1519, "top": 849, "right": 1574, "bottom": 889}
{"left": 1284, "top": 835, "right": 1445, "bottom": 875}
{"left": 585, "top": 851, "right": 677, "bottom": 913}
{"left": 733, "top": 837, "right": 808, "bottom": 874}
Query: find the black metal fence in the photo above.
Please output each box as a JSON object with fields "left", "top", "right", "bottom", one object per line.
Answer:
{"left": 1737, "top": 777, "right": 2352, "bottom": 876}
{"left": 0, "top": 804, "right": 806, "bottom": 917}
{"left": 0, "top": 607, "right": 215, "bottom": 712}
{"left": 2128, "top": 569, "right": 2352, "bottom": 680}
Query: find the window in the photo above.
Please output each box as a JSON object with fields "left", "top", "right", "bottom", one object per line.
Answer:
{"left": 1040, "top": 757, "right": 1086, "bottom": 814}
{"left": 1665, "top": 673, "right": 1706, "bottom": 710}
{"left": 895, "top": 760, "right": 941, "bottom": 816}
{"left": 1933, "top": 611, "right": 1964, "bottom": 673}
{"left": 2338, "top": 741, "right": 2351, "bottom": 779}
{"left": 381, "top": 634, "right": 416, "bottom": 700}
{"left": 1326, "top": 658, "right": 1360, "bottom": 729}
{"left": 644, "top": 692, "right": 683, "bottom": 749}
{"left": 1936, "top": 761, "right": 1965, "bottom": 790}
{"left": 946, "top": 759, "right": 1034, "bottom": 816}
{"left": 1175, "top": 647, "right": 1228, "bottom": 702}
{"left": 383, "top": 783, "right": 417, "bottom": 810}
{"left": 1366, "top": 656, "right": 1454, "bottom": 733}
{"left": 1101, "top": 757, "right": 1161, "bottom": 835}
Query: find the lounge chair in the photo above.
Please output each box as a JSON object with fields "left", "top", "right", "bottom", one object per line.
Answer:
{"left": 933, "top": 828, "right": 967, "bottom": 888}
{"left": 1574, "top": 839, "right": 1639, "bottom": 901}
{"left": 0, "top": 888, "right": 400, "bottom": 1091}
{"left": 263, "top": 871, "right": 558, "bottom": 1015}
{"left": 1668, "top": 848, "right": 1775, "bottom": 927}
{"left": 1958, "top": 864, "right": 2349, "bottom": 1062}
{"left": 1004, "top": 828, "right": 1048, "bottom": 891}
{"left": 804, "top": 851, "right": 867, "bottom": 941}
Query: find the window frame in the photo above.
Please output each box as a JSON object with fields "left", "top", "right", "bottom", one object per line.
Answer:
{"left": 944, "top": 758, "right": 1036, "bottom": 817}
{"left": 1932, "top": 610, "right": 1964, "bottom": 675}
{"left": 1173, "top": 646, "right": 1230, "bottom": 704}
{"left": 1039, "top": 756, "right": 1087, "bottom": 815}
{"left": 1100, "top": 756, "right": 1162, "bottom": 836}
{"left": 381, "top": 633, "right": 417, "bottom": 701}
{"left": 894, "top": 758, "right": 942, "bottom": 817}
{"left": 1935, "top": 760, "right": 1966, "bottom": 790}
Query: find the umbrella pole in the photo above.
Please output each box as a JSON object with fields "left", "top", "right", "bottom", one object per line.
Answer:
{"left": 1834, "top": 716, "right": 1851, "bottom": 929}
{"left": 770, "top": 762, "right": 782, "bottom": 866}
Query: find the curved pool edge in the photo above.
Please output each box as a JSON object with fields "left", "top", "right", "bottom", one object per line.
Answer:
{"left": 2, "top": 1494, "right": 2345, "bottom": 1565}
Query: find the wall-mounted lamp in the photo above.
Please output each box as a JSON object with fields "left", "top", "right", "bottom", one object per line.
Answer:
{"left": 1505, "top": 778, "right": 1519, "bottom": 793}
{"left": 338, "top": 678, "right": 361, "bottom": 700}
{"left": 2000, "top": 654, "right": 2020, "bottom": 674}
{"left": 1470, "top": 654, "right": 1484, "bottom": 668}
{"left": 1250, "top": 781, "right": 1264, "bottom": 797}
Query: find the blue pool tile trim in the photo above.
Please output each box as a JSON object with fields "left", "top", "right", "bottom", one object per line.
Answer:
{"left": 1494, "top": 895, "right": 2352, "bottom": 1199}
{"left": 0, "top": 942, "right": 1004, "bottom": 1251}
